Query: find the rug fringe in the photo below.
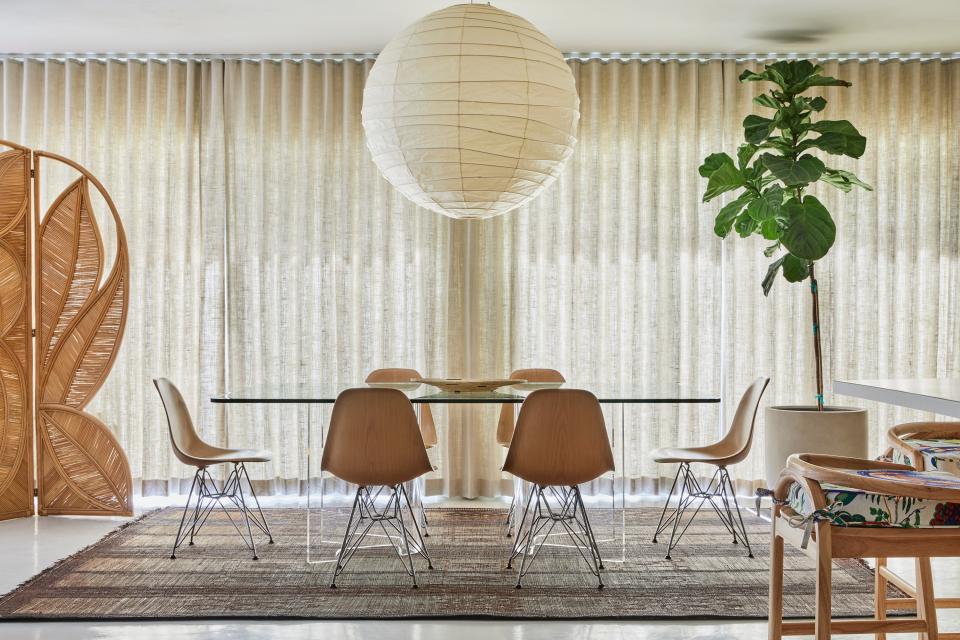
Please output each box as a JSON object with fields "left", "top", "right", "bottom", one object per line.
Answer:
{"left": 0, "top": 507, "right": 163, "bottom": 609}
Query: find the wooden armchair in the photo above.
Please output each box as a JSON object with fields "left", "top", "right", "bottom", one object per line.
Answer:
{"left": 880, "top": 422, "right": 960, "bottom": 638}
{"left": 770, "top": 453, "right": 960, "bottom": 639}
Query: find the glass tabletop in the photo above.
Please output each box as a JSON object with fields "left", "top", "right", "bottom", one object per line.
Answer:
{"left": 211, "top": 382, "right": 720, "bottom": 404}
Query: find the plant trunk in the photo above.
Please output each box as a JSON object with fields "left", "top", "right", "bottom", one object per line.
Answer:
{"left": 809, "top": 264, "right": 825, "bottom": 411}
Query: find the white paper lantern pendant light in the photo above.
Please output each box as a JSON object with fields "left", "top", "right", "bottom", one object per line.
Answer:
{"left": 362, "top": 3, "right": 580, "bottom": 220}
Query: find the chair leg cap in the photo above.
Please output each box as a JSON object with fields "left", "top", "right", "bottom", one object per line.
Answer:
{"left": 169, "top": 555, "right": 176, "bottom": 560}
{"left": 515, "top": 584, "right": 522, "bottom": 589}
{"left": 269, "top": 539, "right": 275, "bottom": 544}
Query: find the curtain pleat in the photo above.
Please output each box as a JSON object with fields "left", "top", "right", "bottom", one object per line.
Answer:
{"left": 0, "top": 56, "right": 957, "bottom": 496}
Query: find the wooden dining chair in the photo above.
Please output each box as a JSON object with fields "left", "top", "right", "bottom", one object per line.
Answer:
{"left": 321, "top": 387, "right": 433, "bottom": 588}
{"left": 503, "top": 388, "right": 615, "bottom": 588}
{"left": 650, "top": 377, "right": 769, "bottom": 559}
{"left": 366, "top": 368, "right": 437, "bottom": 534}
{"left": 496, "top": 368, "right": 566, "bottom": 447}
{"left": 365, "top": 368, "right": 438, "bottom": 448}
{"left": 880, "top": 421, "right": 960, "bottom": 635}
{"left": 154, "top": 378, "right": 274, "bottom": 560}
{"left": 770, "top": 453, "right": 960, "bottom": 639}
{"left": 497, "top": 368, "right": 565, "bottom": 534}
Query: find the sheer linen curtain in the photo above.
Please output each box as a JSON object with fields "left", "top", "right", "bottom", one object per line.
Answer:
{"left": 219, "top": 59, "right": 458, "bottom": 494}
{"left": 0, "top": 58, "right": 226, "bottom": 494}
{"left": 0, "top": 55, "right": 957, "bottom": 496}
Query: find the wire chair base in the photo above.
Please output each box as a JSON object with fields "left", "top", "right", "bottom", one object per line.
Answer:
{"left": 170, "top": 462, "right": 274, "bottom": 560}
{"left": 330, "top": 483, "right": 432, "bottom": 589}
{"left": 651, "top": 462, "right": 752, "bottom": 560}
{"left": 509, "top": 484, "right": 605, "bottom": 589}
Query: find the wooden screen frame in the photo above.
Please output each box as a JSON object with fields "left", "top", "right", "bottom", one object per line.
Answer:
{"left": 0, "top": 141, "right": 132, "bottom": 519}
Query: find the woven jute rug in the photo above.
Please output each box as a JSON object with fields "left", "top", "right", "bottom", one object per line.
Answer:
{"left": 0, "top": 506, "right": 899, "bottom": 620}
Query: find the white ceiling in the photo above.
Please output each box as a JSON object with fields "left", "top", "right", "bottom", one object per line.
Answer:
{"left": 3, "top": 0, "right": 959, "bottom": 55}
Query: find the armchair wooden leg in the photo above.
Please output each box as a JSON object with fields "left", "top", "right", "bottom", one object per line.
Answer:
{"left": 875, "top": 557, "right": 888, "bottom": 640}
{"left": 917, "top": 557, "right": 940, "bottom": 640}
{"left": 769, "top": 525, "right": 784, "bottom": 640}
{"left": 815, "top": 522, "right": 832, "bottom": 640}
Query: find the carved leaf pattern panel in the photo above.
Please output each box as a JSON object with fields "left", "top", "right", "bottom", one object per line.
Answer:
{"left": 0, "top": 147, "right": 33, "bottom": 521}
{"left": 36, "top": 170, "right": 132, "bottom": 517}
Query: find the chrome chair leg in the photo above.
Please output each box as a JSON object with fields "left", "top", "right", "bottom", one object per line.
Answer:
{"left": 170, "top": 468, "right": 201, "bottom": 559}
{"left": 653, "top": 462, "right": 752, "bottom": 559}
{"left": 168, "top": 463, "right": 274, "bottom": 560}
{"left": 651, "top": 463, "right": 683, "bottom": 543}
{"left": 512, "top": 484, "right": 605, "bottom": 589}
{"left": 330, "top": 484, "right": 432, "bottom": 588}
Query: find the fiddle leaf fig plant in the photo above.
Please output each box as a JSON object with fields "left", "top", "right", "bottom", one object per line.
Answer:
{"left": 699, "top": 60, "right": 872, "bottom": 410}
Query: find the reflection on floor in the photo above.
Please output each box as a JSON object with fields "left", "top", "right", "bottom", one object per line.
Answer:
{"left": 0, "top": 497, "right": 957, "bottom": 640}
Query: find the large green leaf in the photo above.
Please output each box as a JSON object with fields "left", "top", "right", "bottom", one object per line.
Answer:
{"left": 701, "top": 154, "right": 746, "bottom": 202}
{"left": 781, "top": 195, "right": 836, "bottom": 260}
{"left": 713, "top": 192, "right": 755, "bottom": 237}
{"left": 753, "top": 93, "right": 780, "bottom": 109}
{"left": 800, "top": 120, "right": 866, "bottom": 158}
{"left": 743, "top": 115, "right": 776, "bottom": 144}
{"left": 737, "top": 143, "right": 758, "bottom": 169}
{"left": 699, "top": 152, "right": 731, "bottom": 177}
{"left": 735, "top": 212, "right": 758, "bottom": 237}
{"left": 820, "top": 168, "right": 873, "bottom": 192}
{"left": 795, "top": 75, "right": 852, "bottom": 91}
{"left": 782, "top": 253, "right": 810, "bottom": 282}
{"left": 761, "top": 153, "right": 825, "bottom": 186}
{"left": 747, "top": 185, "right": 784, "bottom": 221}
{"left": 761, "top": 256, "right": 786, "bottom": 296}
{"left": 760, "top": 218, "right": 783, "bottom": 241}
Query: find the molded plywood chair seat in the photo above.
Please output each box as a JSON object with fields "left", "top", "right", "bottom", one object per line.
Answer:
{"left": 503, "top": 388, "right": 614, "bottom": 588}
{"left": 770, "top": 453, "right": 960, "bottom": 639}
{"left": 154, "top": 378, "right": 274, "bottom": 560}
{"left": 649, "top": 377, "right": 769, "bottom": 559}
{"left": 366, "top": 368, "right": 438, "bottom": 448}
{"left": 496, "top": 368, "right": 566, "bottom": 447}
{"left": 321, "top": 388, "right": 433, "bottom": 588}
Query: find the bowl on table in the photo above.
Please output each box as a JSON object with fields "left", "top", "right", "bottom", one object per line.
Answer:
{"left": 415, "top": 378, "right": 525, "bottom": 393}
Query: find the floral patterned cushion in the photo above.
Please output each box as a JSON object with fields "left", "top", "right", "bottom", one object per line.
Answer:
{"left": 892, "top": 438, "right": 960, "bottom": 475}
{"left": 787, "top": 469, "right": 960, "bottom": 528}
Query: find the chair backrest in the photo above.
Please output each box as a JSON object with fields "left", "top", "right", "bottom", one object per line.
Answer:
{"left": 503, "top": 388, "right": 614, "bottom": 486}
{"left": 496, "top": 368, "right": 566, "bottom": 445}
{"left": 153, "top": 377, "right": 209, "bottom": 467}
{"left": 366, "top": 367, "right": 437, "bottom": 447}
{"left": 321, "top": 387, "right": 432, "bottom": 486}
{"left": 711, "top": 377, "right": 770, "bottom": 465}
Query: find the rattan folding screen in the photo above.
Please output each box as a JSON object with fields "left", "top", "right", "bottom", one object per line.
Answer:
{"left": 0, "top": 140, "right": 132, "bottom": 521}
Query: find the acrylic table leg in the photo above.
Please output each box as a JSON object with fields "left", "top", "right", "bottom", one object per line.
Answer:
{"left": 618, "top": 402, "right": 626, "bottom": 562}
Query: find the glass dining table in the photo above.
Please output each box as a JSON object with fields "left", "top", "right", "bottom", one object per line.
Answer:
{"left": 211, "top": 382, "right": 720, "bottom": 564}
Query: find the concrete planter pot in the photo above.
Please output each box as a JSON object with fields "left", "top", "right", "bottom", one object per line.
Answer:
{"left": 763, "top": 405, "right": 869, "bottom": 489}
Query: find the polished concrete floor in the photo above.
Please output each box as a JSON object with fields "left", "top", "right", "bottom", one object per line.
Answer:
{"left": 0, "top": 497, "right": 957, "bottom": 639}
